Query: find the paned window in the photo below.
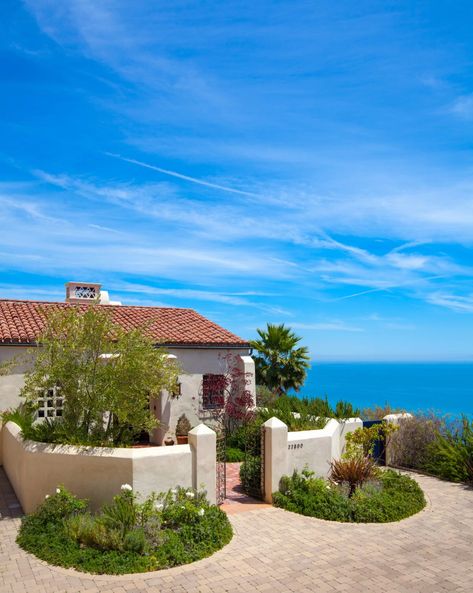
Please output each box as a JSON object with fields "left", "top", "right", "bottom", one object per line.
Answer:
{"left": 37, "top": 387, "right": 63, "bottom": 419}
{"left": 202, "top": 374, "right": 226, "bottom": 409}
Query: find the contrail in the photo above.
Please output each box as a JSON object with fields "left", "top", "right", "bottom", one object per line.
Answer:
{"left": 331, "top": 274, "right": 448, "bottom": 302}
{"left": 106, "top": 153, "right": 258, "bottom": 198}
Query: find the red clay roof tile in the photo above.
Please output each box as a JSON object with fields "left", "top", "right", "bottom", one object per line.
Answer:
{"left": 0, "top": 300, "right": 248, "bottom": 347}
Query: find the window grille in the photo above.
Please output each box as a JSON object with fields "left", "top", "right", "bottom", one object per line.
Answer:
{"left": 37, "top": 387, "right": 63, "bottom": 419}
{"left": 202, "top": 374, "right": 226, "bottom": 409}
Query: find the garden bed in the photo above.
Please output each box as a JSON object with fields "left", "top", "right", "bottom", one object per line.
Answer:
{"left": 272, "top": 468, "right": 426, "bottom": 523}
{"left": 17, "top": 485, "right": 232, "bottom": 575}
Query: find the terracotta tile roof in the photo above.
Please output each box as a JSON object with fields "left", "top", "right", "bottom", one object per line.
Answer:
{"left": 0, "top": 299, "right": 248, "bottom": 347}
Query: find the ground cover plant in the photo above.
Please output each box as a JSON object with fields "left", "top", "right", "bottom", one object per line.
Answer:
{"left": 272, "top": 467, "right": 426, "bottom": 523}
{"left": 17, "top": 485, "right": 232, "bottom": 575}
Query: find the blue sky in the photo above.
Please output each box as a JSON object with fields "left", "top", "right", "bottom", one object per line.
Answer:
{"left": 1, "top": 1, "right": 473, "bottom": 361}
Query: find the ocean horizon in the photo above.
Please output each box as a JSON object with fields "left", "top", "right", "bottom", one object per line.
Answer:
{"left": 295, "top": 361, "right": 473, "bottom": 416}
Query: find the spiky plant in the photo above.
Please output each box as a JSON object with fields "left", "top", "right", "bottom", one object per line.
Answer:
{"left": 330, "top": 456, "right": 377, "bottom": 497}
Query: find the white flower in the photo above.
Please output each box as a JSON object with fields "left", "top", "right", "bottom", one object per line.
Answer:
{"left": 198, "top": 508, "right": 205, "bottom": 517}
{"left": 56, "top": 487, "right": 61, "bottom": 494}
{"left": 155, "top": 503, "right": 164, "bottom": 511}
{"left": 326, "top": 484, "right": 331, "bottom": 490}
{"left": 186, "top": 491, "right": 195, "bottom": 499}
{"left": 170, "top": 488, "right": 177, "bottom": 496}
{"left": 121, "top": 483, "right": 133, "bottom": 492}
{"left": 45, "top": 494, "right": 50, "bottom": 499}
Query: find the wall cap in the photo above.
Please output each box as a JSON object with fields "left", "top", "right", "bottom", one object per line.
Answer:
{"left": 263, "top": 416, "right": 287, "bottom": 429}
{"left": 188, "top": 423, "right": 215, "bottom": 436}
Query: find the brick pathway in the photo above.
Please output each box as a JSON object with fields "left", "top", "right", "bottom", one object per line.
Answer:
{"left": 222, "top": 462, "right": 271, "bottom": 515}
{"left": 1, "top": 466, "right": 472, "bottom": 592}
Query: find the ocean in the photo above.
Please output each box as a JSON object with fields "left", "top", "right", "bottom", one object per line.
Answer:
{"left": 296, "top": 362, "right": 473, "bottom": 417}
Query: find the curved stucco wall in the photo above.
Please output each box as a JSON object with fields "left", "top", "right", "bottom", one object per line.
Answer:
{"left": 263, "top": 417, "right": 363, "bottom": 502}
{"left": 2, "top": 421, "right": 216, "bottom": 513}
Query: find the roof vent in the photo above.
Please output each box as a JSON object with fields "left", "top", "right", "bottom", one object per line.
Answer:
{"left": 65, "top": 282, "right": 101, "bottom": 304}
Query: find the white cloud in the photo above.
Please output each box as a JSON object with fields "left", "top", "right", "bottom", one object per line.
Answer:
{"left": 426, "top": 292, "right": 473, "bottom": 313}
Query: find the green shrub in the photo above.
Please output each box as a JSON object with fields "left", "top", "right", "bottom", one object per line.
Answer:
{"left": 17, "top": 485, "right": 232, "bottom": 574}
{"left": 1, "top": 403, "right": 35, "bottom": 434}
{"left": 274, "top": 470, "right": 351, "bottom": 521}
{"left": 272, "top": 468, "right": 425, "bottom": 523}
{"left": 388, "top": 413, "right": 445, "bottom": 470}
{"left": 424, "top": 416, "right": 473, "bottom": 483}
{"left": 345, "top": 422, "right": 398, "bottom": 458}
{"left": 333, "top": 400, "right": 359, "bottom": 419}
{"left": 388, "top": 414, "right": 473, "bottom": 485}
{"left": 240, "top": 455, "right": 262, "bottom": 494}
{"left": 226, "top": 447, "right": 245, "bottom": 462}
{"left": 361, "top": 404, "right": 405, "bottom": 421}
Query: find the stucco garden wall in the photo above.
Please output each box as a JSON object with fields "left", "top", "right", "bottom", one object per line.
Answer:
{"left": 263, "top": 416, "right": 363, "bottom": 502}
{"left": 2, "top": 421, "right": 216, "bottom": 513}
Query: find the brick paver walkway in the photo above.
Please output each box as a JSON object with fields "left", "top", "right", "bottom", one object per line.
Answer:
{"left": 1, "top": 467, "right": 472, "bottom": 592}
{"left": 222, "top": 462, "right": 271, "bottom": 515}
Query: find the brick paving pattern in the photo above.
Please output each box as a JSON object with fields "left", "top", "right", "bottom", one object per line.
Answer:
{"left": 1, "top": 466, "right": 472, "bottom": 592}
{"left": 222, "top": 462, "right": 271, "bottom": 515}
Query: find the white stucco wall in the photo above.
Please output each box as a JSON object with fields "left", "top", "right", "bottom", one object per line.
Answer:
{"left": 0, "top": 346, "right": 32, "bottom": 465}
{"left": 152, "top": 347, "right": 254, "bottom": 444}
{"left": 262, "top": 416, "right": 363, "bottom": 502}
{"left": 2, "top": 421, "right": 217, "bottom": 513}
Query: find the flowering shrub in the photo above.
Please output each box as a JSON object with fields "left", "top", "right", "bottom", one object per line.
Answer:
{"left": 272, "top": 468, "right": 425, "bottom": 523}
{"left": 17, "top": 485, "right": 232, "bottom": 574}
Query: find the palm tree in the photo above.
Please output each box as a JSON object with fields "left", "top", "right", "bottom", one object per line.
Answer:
{"left": 250, "top": 323, "right": 310, "bottom": 396}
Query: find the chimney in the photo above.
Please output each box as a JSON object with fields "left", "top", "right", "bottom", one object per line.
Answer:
{"left": 65, "top": 282, "right": 122, "bottom": 305}
{"left": 65, "top": 282, "right": 101, "bottom": 304}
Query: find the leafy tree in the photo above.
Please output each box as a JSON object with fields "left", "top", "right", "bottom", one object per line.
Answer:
{"left": 250, "top": 323, "right": 310, "bottom": 395}
{"left": 20, "top": 306, "right": 180, "bottom": 446}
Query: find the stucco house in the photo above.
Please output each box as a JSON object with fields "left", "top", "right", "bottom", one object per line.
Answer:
{"left": 0, "top": 282, "right": 255, "bottom": 458}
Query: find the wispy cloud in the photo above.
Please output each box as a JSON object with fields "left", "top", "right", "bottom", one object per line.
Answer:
{"left": 25, "top": 168, "right": 473, "bottom": 315}
{"left": 426, "top": 292, "right": 473, "bottom": 313}
{"left": 448, "top": 94, "right": 473, "bottom": 120}
{"left": 291, "top": 321, "right": 364, "bottom": 332}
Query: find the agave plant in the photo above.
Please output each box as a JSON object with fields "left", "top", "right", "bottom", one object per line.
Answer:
{"left": 330, "top": 456, "right": 377, "bottom": 497}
